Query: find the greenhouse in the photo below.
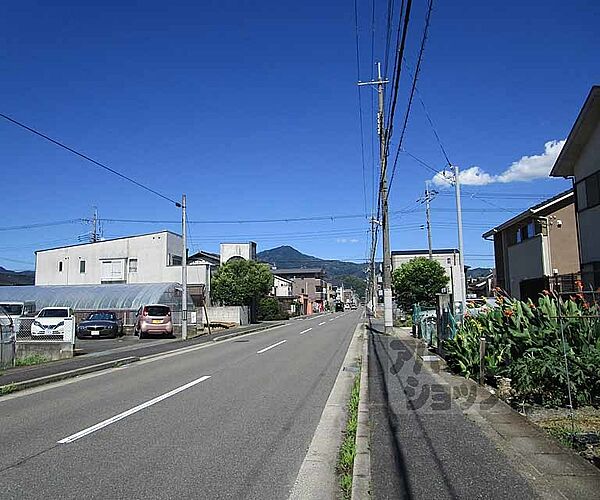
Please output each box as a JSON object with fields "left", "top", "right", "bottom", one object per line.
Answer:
{"left": 0, "top": 283, "right": 193, "bottom": 324}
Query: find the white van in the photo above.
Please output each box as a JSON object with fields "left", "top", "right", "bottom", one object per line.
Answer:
{"left": 0, "top": 301, "right": 36, "bottom": 333}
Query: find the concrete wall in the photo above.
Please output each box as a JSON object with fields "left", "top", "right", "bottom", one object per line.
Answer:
{"left": 16, "top": 341, "right": 73, "bottom": 361}
{"left": 506, "top": 236, "right": 546, "bottom": 300}
{"left": 203, "top": 306, "right": 249, "bottom": 326}
{"left": 35, "top": 231, "right": 208, "bottom": 287}
{"left": 574, "top": 120, "right": 600, "bottom": 180}
{"left": 219, "top": 242, "right": 257, "bottom": 265}
{"left": 273, "top": 276, "right": 293, "bottom": 297}
{"left": 547, "top": 204, "right": 580, "bottom": 274}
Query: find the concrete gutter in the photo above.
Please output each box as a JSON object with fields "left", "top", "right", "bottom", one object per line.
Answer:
{"left": 0, "top": 356, "right": 139, "bottom": 394}
{"left": 289, "top": 322, "right": 363, "bottom": 500}
{"left": 352, "top": 325, "right": 371, "bottom": 499}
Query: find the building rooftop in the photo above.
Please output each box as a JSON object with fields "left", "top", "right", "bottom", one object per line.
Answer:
{"left": 551, "top": 85, "right": 600, "bottom": 178}
{"left": 482, "top": 189, "right": 573, "bottom": 239}
{"left": 271, "top": 268, "right": 325, "bottom": 276}
{"left": 391, "top": 249, "right": 459, "bottom": 256}
{"left": 35, "top": 230, "right": 181, "bottom": 253}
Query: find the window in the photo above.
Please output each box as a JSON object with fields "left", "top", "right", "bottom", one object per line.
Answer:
{"left": 58, "top": 261, "right": 63, "bottom": 272}
{"left": 576, "top": 181, "right": 587, "bottom": 211}
{"left": 100, "top": 259, "right": 125, "bottom": 282}
{"left": 585, "top": 173, "right": 600, "bottom": 208}
{"left": 129, "top": 259, "right": 138, "bottom": 273}
{"left": 170, "top": 255, "right": 182, "bottom": 266}
{"left": 527, "top": 222, "right": 535, "bottom": 239}
{"left": 79, "top": 260, "right": 86, "bottom": 273}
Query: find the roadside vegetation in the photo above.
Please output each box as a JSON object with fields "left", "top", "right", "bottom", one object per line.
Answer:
{"left": 443, "top": 291, "right": 600, "bottom": 465}
{"left": 337, "top": 370, "right": 361, "bottom": 499}
{"left": 0, "top": 383, "right": 17, "bottom": 396}
{"left": 392, "top": 257, "right": 448, "bottom": 310}
{"left": 257, "top": 297, "right": 289, "bottom": 321}
{"left": 15, "top": 354, "right": 49, "bottom": 367}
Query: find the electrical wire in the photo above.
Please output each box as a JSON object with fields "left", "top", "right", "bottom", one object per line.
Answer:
{"left": 0, "top": 112, "right": 180, "bottom": 206}
{"left": 0, "top": 219, "right": 85, "bottom": 232}
{"left": 354, "top": 0, "right": 370, "bottom": 219}
{"left": 387, "top": 0, "right": 434, "bottom": 199}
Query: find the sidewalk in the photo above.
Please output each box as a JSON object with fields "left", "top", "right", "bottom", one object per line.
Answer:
{"left": 367, "top": 320, "right": 600, "bottom": 500}
{"left": 0, "top": 321, "right": 283, "bottom": 389}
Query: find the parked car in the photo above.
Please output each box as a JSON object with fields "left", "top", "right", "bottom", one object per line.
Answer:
{"left": 77, "top": 311, "right": 124, "bottom": 339}
{"left": 134, "top": 304, "right": 173, "bottom": 338}
{"left": 31, "top": 307, "right": 73, "bottom": 336}
{"left": 0, "top": 301, "right": 36, "bottom": 335}
{"left": 466, "top": 297, "right": 498, "bottom": 317}
{"left": 335, "top": 302, "right": 344, "bottom": 312}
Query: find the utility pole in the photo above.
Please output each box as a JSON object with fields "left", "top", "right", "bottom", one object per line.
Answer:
{"left": 425, "top": 181, "right": 433, "bottom": 259}
{"left": 453, "top": 166, "right": 467, "bottom": 316}
{"left": 90, "top": 207, "right": 101, "bottom": 243}
{"left": 359, "top": 62, "right": 392, "bottom": 332}
{"left": 181, "top": 194, "right": 188, "bottom": 341}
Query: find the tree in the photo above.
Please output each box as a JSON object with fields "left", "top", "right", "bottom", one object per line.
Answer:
{"left": 340, "top": 275, "right": 366, "bottom": 301}
{"left": 211, "top": 259, "right": 274, "bottom": 306}
{"left": 392, "top": 257, "right": 448, "bottom": 310}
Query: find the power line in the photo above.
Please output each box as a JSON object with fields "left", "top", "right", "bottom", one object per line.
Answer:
{"left": 354, "top": 0, "right": 369, "bottom": 219}
{"left": 0, "top": 219, "right": 85, "bottom": 232}
{"left": 0, "top": 112, "right": 180, "bottom": 206}
{"left": 387, "top": 0, "right": 434, "bottom": 199}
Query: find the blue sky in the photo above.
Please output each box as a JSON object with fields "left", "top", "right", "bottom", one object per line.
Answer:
{"left": 1, "top": 0, "right": 599, "bottom": 271}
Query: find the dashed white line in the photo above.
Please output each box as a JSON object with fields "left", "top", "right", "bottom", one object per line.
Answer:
{"left": 318, "top": 321, "right": 326, "bottom": 326}
{"left": 256, "top": 339, "right": 287, "bottom": 354}
{"left": 57, "top": 375, "right": 212, "bottom": 444}
{"left": 299, "top": 328, "right": 313, "bottom": 335}
{"left": 329, "top": 318, "right": 335, "bottom": 321}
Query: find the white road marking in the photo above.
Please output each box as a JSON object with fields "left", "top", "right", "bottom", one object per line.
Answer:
{"left": 57, "top": 375, "right": 211, "bottom": 444}
{"left": 256, "top": 339, "right": 287, "bottom": 354}
{"left": 299, "top": 328, "right": 313, "bottom": 335}
{"left": 329, "top": 318, "right": 335, "bottom": 321}
{"left": 318, "top": 321, "right": 326, "bottom": 326}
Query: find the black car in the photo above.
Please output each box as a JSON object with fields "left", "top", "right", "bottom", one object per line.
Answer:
{"left": 77, "top": 311, "right": 124, "bottom": 339}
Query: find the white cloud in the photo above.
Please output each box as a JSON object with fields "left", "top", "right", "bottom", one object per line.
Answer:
{"left": 431, "top": 139, "right": 566, "bottom": 187}
{"left": 336, "top": 238, "right": 359, "bottom": 244}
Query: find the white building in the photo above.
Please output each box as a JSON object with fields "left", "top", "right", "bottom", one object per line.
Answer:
{"left": 272, "top": 275, "right": 294, "bottom": 297}
{"left": 391, "top": 249, "right": 466, "bottom": 306}
{"left": 35, "top": 231, "right": 212, "bottom": 294}
{"left": 220, "top": 242, "right": 257, "bottom": 265}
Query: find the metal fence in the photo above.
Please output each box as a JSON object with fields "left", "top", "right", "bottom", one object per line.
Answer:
{"left": 0, "top": 311, "right": 15, "bottom": 369}
{"left": 16, "top": 317, "right": 75, "bottom": 344}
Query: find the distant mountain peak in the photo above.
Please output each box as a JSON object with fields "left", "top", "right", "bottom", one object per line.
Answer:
{"left": 257, "top": 246, "right": 366, "bottom": 286}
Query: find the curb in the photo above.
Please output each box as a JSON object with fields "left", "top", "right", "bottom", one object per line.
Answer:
{"left": 352, "top": 324, "right": 371, "bottom": 499}
{"left": 0, "top": 356, "right": 140, "bottom": 395}
{"left": 288, "top": 321, "right": 363, "bottom": 500}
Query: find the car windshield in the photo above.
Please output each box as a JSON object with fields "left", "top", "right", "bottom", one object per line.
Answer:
{"left": 39, "top": 309, "right": 69, "bottom": 318}
{"left": 87, "top": 312, "right": 116, "bottom": 321}
{"left": 0, "top": 304, "right": 24, "bottom": 316}
{"left": 146, "top": 306, "right": 169, "bottom": 316}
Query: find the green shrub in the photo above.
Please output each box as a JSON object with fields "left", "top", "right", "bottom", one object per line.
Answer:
{"left": 443, "top": 293, "right": 600, "bottom": 407}
{"left": 257, "top": 297, "right": 290, "bottom": 321}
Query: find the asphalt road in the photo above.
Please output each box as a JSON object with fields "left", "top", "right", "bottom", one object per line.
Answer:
{"left": 0, "top": 310, "right": 360, "bottom": 500}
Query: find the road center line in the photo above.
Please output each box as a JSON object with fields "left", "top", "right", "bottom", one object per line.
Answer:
{"left": 329, "top": 318, "right": 335, "bottom": 321}
{"left": 256, "top": 339, "right": 287, "bottom": 354}
{"left": 57, "top": 375, "right": 211, "bottom": 444}
{"left": 299, "top": 328, "right": 313, "bottom": 335}
{"left": 318, "top": 321, "right": 326, "bottom": 326}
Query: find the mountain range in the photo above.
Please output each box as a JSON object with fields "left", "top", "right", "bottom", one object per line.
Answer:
{"left": 257, "top": 246, "right": 367, "bottom": 285}
{"left": 0, "top": 267, "right": 35, "bottom": 286}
